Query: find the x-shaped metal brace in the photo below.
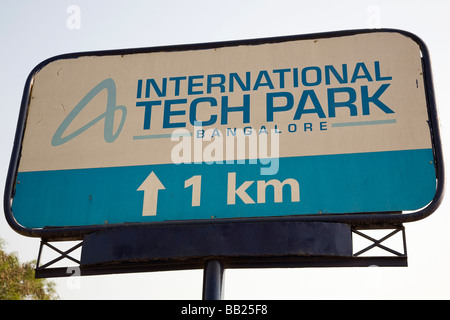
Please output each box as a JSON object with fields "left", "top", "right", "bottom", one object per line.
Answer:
{"left": 36, "top": 240, "right": 83, "bottom": 271}
{"left": 352, "top": 225, "right": 407, "bottom": 257}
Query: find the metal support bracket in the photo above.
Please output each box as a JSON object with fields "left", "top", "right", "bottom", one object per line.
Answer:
{"left": 34, "top": 223, "right": 408, "bottom": 281}
{"left": 35, "top": 239, "right": 83, "bottom": 278}
{"left": 350, "top": 225, "right": 407, "bottom": 267}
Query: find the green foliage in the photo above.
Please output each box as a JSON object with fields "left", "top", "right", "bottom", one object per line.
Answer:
{"left": 0, "top": 239, "right": 58, "bottom": 300}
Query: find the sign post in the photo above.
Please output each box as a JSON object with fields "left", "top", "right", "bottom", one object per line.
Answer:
{"left": 4, "top": 29, "right": 444, "bottom": 298}
{"left": 202, "top": 259, "right": 224, "bottom": 300}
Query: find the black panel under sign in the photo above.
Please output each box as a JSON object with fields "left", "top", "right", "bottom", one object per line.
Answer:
{"left": 81, "top": 221, "right": 352, "bottom": 270}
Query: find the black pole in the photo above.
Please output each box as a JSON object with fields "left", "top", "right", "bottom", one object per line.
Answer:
{"left": 202, "top": 259, "right": 224, "bottom": 300}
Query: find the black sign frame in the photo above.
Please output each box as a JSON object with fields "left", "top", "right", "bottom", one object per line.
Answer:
{"left": 4, "top": 28, "right": 444, "bottom": 239}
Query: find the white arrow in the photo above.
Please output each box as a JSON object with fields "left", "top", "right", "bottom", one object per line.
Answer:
{"left": 137, "top": 171, "right": 165, "bottom": 216}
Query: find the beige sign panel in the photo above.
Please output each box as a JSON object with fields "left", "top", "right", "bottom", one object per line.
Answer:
{"left": 6, "top": 29, "right": 442, "bottom": 236}
{"left": 20, "top": 31, "right": 429, "bottom": 172}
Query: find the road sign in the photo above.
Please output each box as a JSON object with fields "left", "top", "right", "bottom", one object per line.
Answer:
{"left": 4, "top": 29, "right": 444, "bottom": 238}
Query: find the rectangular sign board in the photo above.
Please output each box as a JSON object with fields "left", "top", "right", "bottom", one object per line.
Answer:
{"left": 5, "top": 29, "right": 443, "bottom": 237}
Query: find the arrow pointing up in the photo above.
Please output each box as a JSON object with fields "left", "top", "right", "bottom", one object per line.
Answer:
{"left": 137, "top": 171, "right": 165, "bottom": 216}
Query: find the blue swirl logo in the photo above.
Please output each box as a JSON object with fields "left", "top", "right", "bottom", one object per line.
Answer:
{"left": 51, "top": 78, "right": 127, "bottom": 146}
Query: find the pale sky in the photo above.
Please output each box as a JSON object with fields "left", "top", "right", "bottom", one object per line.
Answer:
{"left": 1, "top": 0, "right": 450, "bottom": 299}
